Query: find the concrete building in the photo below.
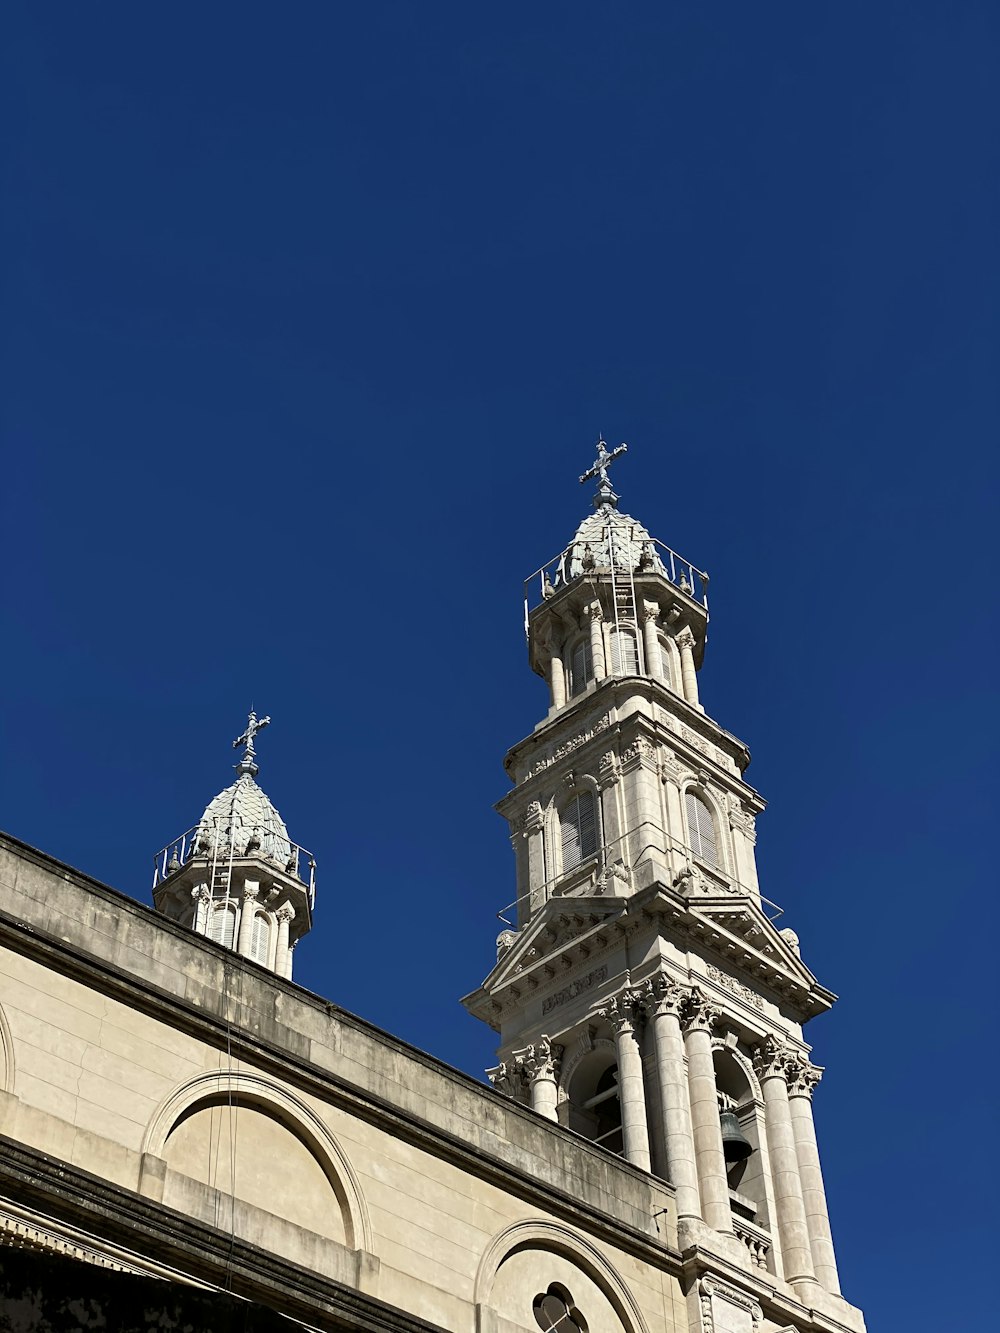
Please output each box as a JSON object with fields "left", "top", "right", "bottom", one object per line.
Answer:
{"left": 0, "top": 443, "right": 865, "bottom": 1333}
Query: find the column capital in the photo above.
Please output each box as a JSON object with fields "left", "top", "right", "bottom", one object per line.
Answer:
{"left": 681, "top": 985, "right": 720, "bottom": 1034}
{"left": 752, "top": 1033, "right": 793, "bottom": 1079}
{"left": 488, "top": 1061, "right": 527, "bottom": 1099}
{"left": 193, "top": 884, "right": 212, "bottom": 904}
{"left": 583, "top": 599, "right": 604, "bottom": 624}
{"left": 641, "top": 598, "right": 660, "bottom": 624}
{"left": 599, "top": 990, "right": 640, "bottom": 1035}
{"left": 640, "top": 971, "right": 686, "bottom": 1020}
{"left": 242, "top": 882, "right": 260, "bottom": 902}
{"left": 275, "top": 902, "right": 296, "bottom": 923}
{"left": 785, "top": 1053, "right": 823, "bottom": 1098}
{"left": 675, "top": 626, "right": 696, "bottom": 650}
{"left": 522, "top": 1035, "right": 562, "bottom": 1083}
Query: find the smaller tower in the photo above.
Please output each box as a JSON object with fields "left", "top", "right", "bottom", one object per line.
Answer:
{"left": 152, "top": 713, "right": 315, "bottom": 979}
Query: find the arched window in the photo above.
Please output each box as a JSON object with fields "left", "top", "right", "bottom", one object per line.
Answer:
{"left": 609, "top": 627, "right": 638, "bottom": 675}
{"left": 208, "top": 903, "right": 236, "bottom": 950}
{"left": 657, "top": 635, "right": 674, "bottom": 686}
{"left": 250, "top": 912, "right": 271, "bottom": 966}
{"left": 568, "top": 1057, "right": 623, "bottom": 1157}
{"left": 569, "top": 639, "right": 592, "bottom": 696}
{"left": 560, "top": 790, "right": 598, "bottom": 872}
{"left": 685, "top": 789, "right": 718, "bottom": 867}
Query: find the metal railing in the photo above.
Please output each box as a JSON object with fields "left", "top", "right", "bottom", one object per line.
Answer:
{"left": 523, "top": 531, "right": 709, "bottom": 635}
{"left": 152, "top": 822, "right": 317, "bottom": 907}
{"left": 496, "top": 822, "right": 782, "bottom": 929}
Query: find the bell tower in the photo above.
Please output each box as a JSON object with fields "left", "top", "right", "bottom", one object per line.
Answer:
{"left": 152, "top": 712, "right": 316, "bottom": 980}
{"left": 464, "top": 442, "right": 865, "bottom": 1333}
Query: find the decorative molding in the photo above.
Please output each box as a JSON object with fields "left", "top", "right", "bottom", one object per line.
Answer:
{"left": 530, "top": 714, "right": 613, "bottom": 775}
{"left": 523, "top": 801, "right": 545, "bottom": 833}
{"left": 620, "top": 735, "right": 655, "bottom": 767}
{"left": 542, "top": 964, "right": 609, "bottom": 1016}
{"left": 698, "top": 1275, "right": 763, "bottom": 1333}
{"left": 705, "top": 964, "right": 765, "bottom": 1012}
{"left": 495, "top": 930, "right": 517, "bottom": 961}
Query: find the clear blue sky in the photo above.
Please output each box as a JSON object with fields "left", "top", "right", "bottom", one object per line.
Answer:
{"left": 3, "top": 4, "right": 997, "bottom": 1327}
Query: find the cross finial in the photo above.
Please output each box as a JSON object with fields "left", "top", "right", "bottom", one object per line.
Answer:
{"left": 233, "top": 710, "right": 270, "bottom": 777}
{"left": 579, "top": 435, "right": 628, "bottom": 509}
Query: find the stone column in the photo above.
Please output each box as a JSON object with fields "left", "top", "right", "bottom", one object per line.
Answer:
{"left": 282, "top": 939, "right": 295, "bottom": 981}
{"left": 642, "top": 602, "right": 662, "bottom": 680}
{"left": 275, "top": 903, "right": 295, "bottom": 977}
{"left": 786, "top": 1056, "right": 841, "bottom": 1294}
{"left": 192, "top": 884, "right": 212, "bottom": 934}
{"left": 601, "top": 992, "right": 651, "bottom": 1171}
{"left": 523, "top": 1037, "right": 561, "bottom": 1122}
{"left": 642, "top": 975, "right": 701, "bottom": 1223}
{"left": 682, "top": 988, "right": 730, "bottom": 1231}
{"left": 236, "top": 881, "right": 260, "bottom": 957}
{"left": 753, "top": 1037, "right": 817, "bottom": 1292}
{"left": 523, "top": 801, "right": 547, "bottom": 918}
{"left": 549, "top": 648, "right": 566, "bottom": 710}
{"left": 676, "top": 628, "right": 700, "bottom": 709}
{"left": 586, "top": 602, "right": 607, "bottom": 681}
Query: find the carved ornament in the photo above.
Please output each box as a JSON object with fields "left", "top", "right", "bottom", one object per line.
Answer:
{"left": 705, "top": 963, "right": 764, "bottom": 1012}
{"left": 542, "top": 964, "right": 609, "bottom": 1016}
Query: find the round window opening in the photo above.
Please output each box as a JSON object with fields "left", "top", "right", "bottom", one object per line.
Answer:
{"left": 533, "top": 1283, "right": 588, "bottom": 1333}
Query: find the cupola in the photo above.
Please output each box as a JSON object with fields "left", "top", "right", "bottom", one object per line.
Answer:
{"left": 152, "top": 712, "right": 315, "bottom": 979}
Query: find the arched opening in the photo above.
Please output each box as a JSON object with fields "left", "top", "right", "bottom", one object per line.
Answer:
{"left": 208, "top": 902, "right": 237, "bottom": 949}
{"left": 560, "top": 790, "right": 598, "bottom": 874}
{"left": 713, "top": 1050, "right": 769, "bottom": 1233}
{"left": 567, "top": 1050, "right": 622, "bottom": 1157}
{"left": 609, "top": 627, "right": 638, "bottom": 676}
{"left": 685, "top": 789, "right": 719, "bottom": 868}
{"left": 250, "top": 912, "right": 271, "bottom": 966}
{"left": 569, "top": 639, "right": 593, "bottom": 696}
{"left": 656, "top": 635, "right": 674, "bottom": 687}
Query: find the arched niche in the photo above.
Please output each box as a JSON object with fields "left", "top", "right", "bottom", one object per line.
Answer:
{"left": 0, "top": 999, "right": 15, "bottom": 1096}
{"left": 142, "top": 1070, "right": 371, "bottom": 1257}
{"left": 561, "top": 1038, "right": 621, "bottom": 1156}
{"left": 475, "top": 1220, "right": 649, "bottom": 1333}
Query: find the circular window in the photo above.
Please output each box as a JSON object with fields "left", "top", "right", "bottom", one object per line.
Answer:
{"left": 532, "top": 1283, "right": 588, "bottom": 1333}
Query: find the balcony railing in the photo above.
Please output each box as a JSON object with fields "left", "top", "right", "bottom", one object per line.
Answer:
{"left": 523, "top": 531, "right": 709, "bottom": 635}
{"left": 496, "top": 823, "right": 783, "bottom": 928}
{"left": 152, "top": 823, "right": 317, "bottom": 907}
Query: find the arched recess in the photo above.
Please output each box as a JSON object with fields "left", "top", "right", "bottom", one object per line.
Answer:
{"left": 142, "top": 1069, "right": 372, "bottom": 1253}
{"left": 710, "top": 1039, "right": 774, "bottom": 1243}
{"left": 475, "top": 1219, "right": 650, "bottom": 1333}
{"left": 679, "top": 780, "right": 729, "bottom": 875}
{"left": 0, "top": 999, "right": 15, "bottom": 1095}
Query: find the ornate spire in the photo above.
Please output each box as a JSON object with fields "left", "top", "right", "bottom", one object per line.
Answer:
{"left": 579, "top": 435, "right": 628, "bottom": 510}
{"left": 232, "top": 709, "right": 271, "bottom": 778}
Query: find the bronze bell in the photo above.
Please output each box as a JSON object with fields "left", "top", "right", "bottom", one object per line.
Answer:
{"left": 720, "top": 1110, "right": 754, "bottom": 1163}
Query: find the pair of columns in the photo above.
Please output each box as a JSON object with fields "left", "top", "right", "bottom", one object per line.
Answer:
{"left": 496, "top": 978, "right": 840, "bottom": 1298}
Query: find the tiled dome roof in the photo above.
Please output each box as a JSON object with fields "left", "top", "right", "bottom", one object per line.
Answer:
{"left": 195, "top": 773, "right": 292, "bottom": 868}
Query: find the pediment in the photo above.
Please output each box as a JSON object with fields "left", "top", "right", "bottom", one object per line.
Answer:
{"left": 483, "top": 897, "right": 626, "bottom": 993}
{"left": 640, "top": 885, "right": 835, "bottom": 1019}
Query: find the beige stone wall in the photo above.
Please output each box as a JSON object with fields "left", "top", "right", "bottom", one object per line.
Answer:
{"left": 0, "top": 835, "right": 692, "bottom": 1333}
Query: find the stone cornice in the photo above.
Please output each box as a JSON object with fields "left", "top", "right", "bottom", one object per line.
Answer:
{"left": 502, "top": 676, "right": 757, "bottom": 784}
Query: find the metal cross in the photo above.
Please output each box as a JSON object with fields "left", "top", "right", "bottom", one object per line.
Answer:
{"left": 579, "top": 436, "right": 628, "bottom": 488}
{"left": 233, "top": 710, "right": 271, "bottom": 757}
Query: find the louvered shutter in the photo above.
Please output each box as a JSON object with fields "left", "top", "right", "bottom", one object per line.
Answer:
{"left": 209, "top": 905, "right": 236, "bottom": 949}
{"left": 658, "top": 639, "right": 672, "bottom": 685}
{"left": 685, "top": 790, "right": 718, "bottom": 867}
{"left": 250, "top": 913, "right": 270, "bottom": 965}
{"left": 570, "top": 639, "right": 592, "bottom": 696}
{"left": 561, "top": 792, "right": 598, "bottom": 871}
{"left": 610, "top": 629, "right": 638, "bottom": 675}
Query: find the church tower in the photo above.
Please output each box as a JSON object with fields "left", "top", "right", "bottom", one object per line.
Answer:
{"left": 152, "top": 712, "right": 315, "bottom": 979}
{"left": 465, "top": 442, "right": 863, "bottom": 1330}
